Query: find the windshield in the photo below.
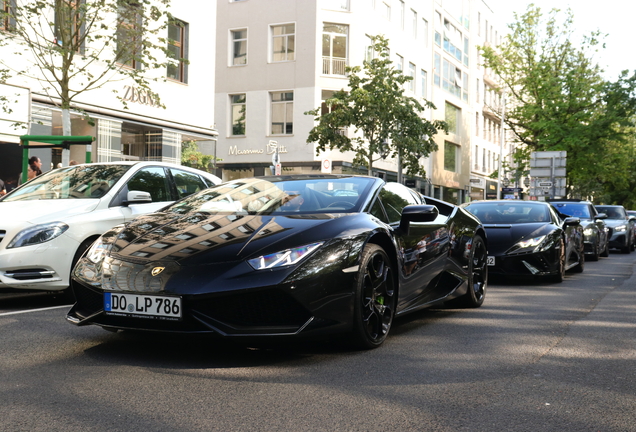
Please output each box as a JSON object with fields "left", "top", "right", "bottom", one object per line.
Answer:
{"left": 596, "top": 206, "right": 626, "bottom": 219}
{"left": 165, "top": 176, "right": 375, "bottom": 216}
{"left": 464, "top": 202, "right": 551, "bottom": 224}
{"left": 2, "top": 165, "right": 131, "bottom": 201}
{"left": 551, "top": 203, "right": 591, "bottom": 218}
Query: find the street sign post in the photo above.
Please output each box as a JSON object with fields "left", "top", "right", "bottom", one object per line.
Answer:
{"left": 529, "top": 151, "right": 567, "bottom": 198}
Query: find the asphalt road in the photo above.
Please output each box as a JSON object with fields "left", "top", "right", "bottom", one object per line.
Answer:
{"left": 1, "top": 252, "right": 635, "bottom": 432}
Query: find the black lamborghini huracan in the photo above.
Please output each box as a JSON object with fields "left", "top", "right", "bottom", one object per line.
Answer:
{"left": 68, "top": 175, "right": 488, "bottom": 349}
{"left": 461, "top": 200, "right": 584, "bottom": 282}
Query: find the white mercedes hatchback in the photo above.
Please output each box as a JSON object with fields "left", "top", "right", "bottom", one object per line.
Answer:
{"left": 0, "top": 161, "right": 220, "bottom": 298}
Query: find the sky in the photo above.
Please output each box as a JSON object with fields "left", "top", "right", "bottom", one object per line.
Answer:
{"left": 484, "top": 0, "right": 635, "bottom": 80}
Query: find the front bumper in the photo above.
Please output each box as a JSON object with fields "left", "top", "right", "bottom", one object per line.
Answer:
{"left": 488, "top": 249, "right": 560, "bottom": 277}
{"left": 0, "top": 235, "right": 78, "bottom": 291}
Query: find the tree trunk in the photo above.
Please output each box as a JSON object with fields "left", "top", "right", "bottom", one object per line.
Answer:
{"left": 61, "top": 108, "right": 71, "bottom": 166}
{"left": 367, "top": 152, "right": 373, "bottom": 176}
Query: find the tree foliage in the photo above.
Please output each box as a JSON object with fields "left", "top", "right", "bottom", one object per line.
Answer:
{"left": 305, "top": 35, "right": 447, "bottom": 177}
{"left": 0, "top": 0, "right": 178, "bottom": 126}
{"left": 480, "top": 6, "right": 636, "bottom": 199}
{"left": 181, "top": 140, "right": 215, "bottom": 172}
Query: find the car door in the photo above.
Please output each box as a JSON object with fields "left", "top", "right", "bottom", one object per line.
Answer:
{"left": 121, "top": 166, "right": 174, "bottom": 222}
{"left": 374, "top": 183, "right": 449, "bottom": 311}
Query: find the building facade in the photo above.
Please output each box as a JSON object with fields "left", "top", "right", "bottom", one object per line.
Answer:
{"left": 214, "top": 0, "right": 508, "bottom": 204}
{"left": 0, "top": 1, "right": 218, "bottom": 183}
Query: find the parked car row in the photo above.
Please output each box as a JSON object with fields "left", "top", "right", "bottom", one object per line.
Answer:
{"left": 2, "top": 166, "right": 633, "bottom": 349}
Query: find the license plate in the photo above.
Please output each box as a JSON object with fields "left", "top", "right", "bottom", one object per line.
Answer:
{"left": 487, "top": 256, "right": 495, "bottom": 266}
{"left": 104, "top": 292, "right": 182, "bottom": 321}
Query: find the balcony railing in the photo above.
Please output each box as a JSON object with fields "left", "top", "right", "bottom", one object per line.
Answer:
{"left": 323, "top": 57, "right": 347, "bottom": 76}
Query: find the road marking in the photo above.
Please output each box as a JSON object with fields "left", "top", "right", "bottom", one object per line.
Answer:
{"left": 0, "top": 305, "right": 71, "bottom": 317}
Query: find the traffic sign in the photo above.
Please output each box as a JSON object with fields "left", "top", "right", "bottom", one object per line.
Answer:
{"left": 538, "top": 181, "right": 552, "bottom": 187}
{"left": 321, "top": 158, "right": 332, "bottom": 174}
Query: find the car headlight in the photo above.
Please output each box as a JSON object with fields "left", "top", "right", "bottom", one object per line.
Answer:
{"left": 583, "top": 228, "right": 595, "bottom": 236}
{"left": 615, "top": 225, "right": 627, "bottom": 232}
{"left": 248, "top": 242, "right": 323, "bottom": 270}
{"left": 506, "top": 235, "right": 547, "bottom": 255}
{"left": 7, "top": 222, "right": 69, "bottom": 249}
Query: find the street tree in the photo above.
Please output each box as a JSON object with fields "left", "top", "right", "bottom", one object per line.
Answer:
{"left": 480, "top": 5, "right": 636, "bottom": 198}
{"left": 0, "top": 0, "right": 180, "bottom": 164}
{"left": 305, "top": 35, "right": 447, "bottom": 178}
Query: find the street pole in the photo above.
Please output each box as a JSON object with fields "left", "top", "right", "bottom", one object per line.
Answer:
{"left": 496, "top": 92, "right": 506, "bottom": 200}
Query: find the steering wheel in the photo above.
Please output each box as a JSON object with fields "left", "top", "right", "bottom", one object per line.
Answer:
{"left": 326, "top": 201, "right": 354, "bottom": 209}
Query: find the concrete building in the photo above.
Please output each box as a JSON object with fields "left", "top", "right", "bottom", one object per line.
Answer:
{"left": 0, "top": 1, "right": 218, "bottom": 183}
{"left": 214, "top": 0, "right": 508, "bottom": 204}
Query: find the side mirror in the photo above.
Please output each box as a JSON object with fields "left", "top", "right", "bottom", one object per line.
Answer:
{"left": 124, "top": 190, "right": 152, "bottom": 206}
{"left": 563, "top": 216, "right": 580, "bottom": 226}
{"left": 399, "top": 205, "right": 439, "bottom": 235}
{"left": 595, "top": 213, "right": 608, "bottom": 220}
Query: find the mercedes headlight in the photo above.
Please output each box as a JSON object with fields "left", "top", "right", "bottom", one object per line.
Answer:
{"left": 615, "top": 225, "right": 627, "bottom": 232}
{"left": 7, "top": 222, "right": 69, "bottom": 249}
{"left": 248, "top": 242, "right": 323, "bottom": 270}
{"left": 507, "top": 235, "right": 547, "bottom": 255}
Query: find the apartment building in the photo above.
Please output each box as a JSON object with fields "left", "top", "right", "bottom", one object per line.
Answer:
{"left": 215, "top": 0, "right": 508, "bottom": 204}
{"left": 0, "top": 1, "right": 217, "bottom": 181}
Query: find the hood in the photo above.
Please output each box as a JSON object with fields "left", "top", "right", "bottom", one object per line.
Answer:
{"left": 110, "top": 212, "right": 351, "bottom": 265}
{"left": 484, "top": 222, "right": 555, "bottom": 255}
{"left": 603, "top": 219, "right": 629, "bottom": 228}
{"left": 0, "top": 199, "right": 100, "bottom": 228}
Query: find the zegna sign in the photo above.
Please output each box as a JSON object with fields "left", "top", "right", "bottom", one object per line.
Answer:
{"left": 228, "top": 142, "right": 289, "bottom": 156}
{"left": 122, "top": 85, "right": 159, "bottom": 107}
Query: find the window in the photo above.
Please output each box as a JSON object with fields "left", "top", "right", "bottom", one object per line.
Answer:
{"left": 116, "top": 2, "right": 142, "bottom": 69}
{"left": 167, "top": 19, "right": 188, "bottom": 82}
{"left": 377, "top": 183, "right": 419, "bottom": 224}
{"left": 382, "top": 1, "right": 391, "bottom": 20}
{"left": 271, "top": 91, "right": 293, "bottom": 135}
{"left": 271, "top": 24, "right": 295, "bottom": 62}
{"left": 230, "top": 94, "right": 246, "bottom": 136}
{"left": 422, "top": 18, "right": 429, "bottom": 46}
{"left": 364, "top": 34, "right": 374, "bottom": 62}
{"left": 1, "top": 0, "right": 12, "bottom": 32}
{"left": 169, "top": 168, "right": 208, "bottom": 199}
{"left": 407, "top": 62, "right": 415, "bottom": 92}
{"left": 399, "top": 1, "right": 404, "bottom": 29}
{"left": 231, "top": 28, "right": 247, "bottom": 65}
{"left": 54, "top": 0, "right": 83, "bottom": 52}
{"left": 444, "top": 141, "right": 459, "bottom": 172}
{"left": 395, "top": 54, "right": 403, "bottom": 72}
{"left": 126, "top": 167, "right": 171, "bottom": 203}
{"left": 411, "top": 9, "right": 417, "bottom": 37}
{"left": 420, "top": 69, "right": 427, "bottom": 99}
{"left": 441, "top": 58, "right": 463, "bottom": 99}
{"left": 433, "top": 53, "right": 441, "bottom": 87}
{"left": 445, "top": 102, "right": 459, "bottom": 135}
{"left": 322, "top": 23, "right": 348, "bottom": 75}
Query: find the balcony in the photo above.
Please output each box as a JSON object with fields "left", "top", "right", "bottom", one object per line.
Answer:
{"left": 323, "top": 57, "right": 347, "bottom": 76}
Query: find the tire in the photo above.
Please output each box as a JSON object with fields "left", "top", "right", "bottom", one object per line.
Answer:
{"left": 454, "top": 234, "right": 487, "bottom": 308}
{"left": 349, "top": 244, "right": 396, "bottom": 350}
{"left": 62, "top": 237, "right": 98, "bottom": 302}
{"left": 550, "top": 239, "right": 566, "bottom": 283}
{"left": 573, "top": 250, "right": 585, "bottom": 273}
{"left": 600, "top": 240, "right": 609, "bottom": 257}
{"left": 588, "top": 237, "right": 600, "bottom": 262}
{"left": 621, "top": 239, "right": 630, "bottom": 254}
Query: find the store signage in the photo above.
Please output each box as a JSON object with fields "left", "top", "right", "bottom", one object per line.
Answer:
{"left": 228, "top": 144, "right": 288, "bottom": 156}
{"left": 122, "top": 85, "right": 159, "bottom": 107}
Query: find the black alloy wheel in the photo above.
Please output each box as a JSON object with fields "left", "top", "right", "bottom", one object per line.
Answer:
{"left": 350, "top": 244, "right": 396, "bottom": 349}
{"left": 454, "top": 234, "right": 487, "bottom": 308}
